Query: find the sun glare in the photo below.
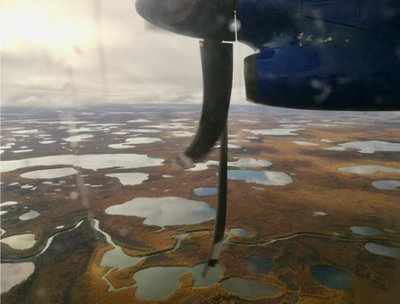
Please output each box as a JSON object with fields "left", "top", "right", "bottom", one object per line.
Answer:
{"left": 1, "top": 5, "right": 93, "bottom": 52}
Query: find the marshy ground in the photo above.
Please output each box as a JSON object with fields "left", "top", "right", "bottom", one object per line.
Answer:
{"left": 1, "top": 104, "right": 399, "bottom": 303}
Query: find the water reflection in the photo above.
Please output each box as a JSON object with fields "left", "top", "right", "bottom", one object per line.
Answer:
{"left": 21, "top": 168, "right": 78, "bottom": 179}
{"left": 130, "top": 128, "right": 160, "bottom": 133}
{"left": 40, "top": 140, "right": 56, "bottom": 144}
{"left": 192, "top": 263, "right": 223, "bottom": 287}
{"left": 337, "top": 140, "right": 400, "bottom": 154}
{"left": 313, "top": 211, "right": 327, "bottom": 217}
{"left": 127, "top": 119, "right": 151, "bottom": 123}
{"left": 228, "top": 170, "right": 293, "bottom": 186}
{"left": 63, "top": 134, "right": 93, "bottom": 142}
{"left": 244, "top": 128, "right": 302, "bottom": 136}
{"left": 245, "top": 255, "right": 273, "bottom": 275}
{"left": 339, "top": 165, "right": 400, "bottom": 174}
{"left": 105, "top": 197, "right": 215, "bottom": 226}
{"left": 229, "top": 227, "right": 251, "bottom": 238}
{"left": 350, "top": 226, "right": 380, "bottom": 236}
{"left": 144, "top": 122, "right": 192, "bottom": 130}
{"left": 372, "top": 180, "right": 400, "bottom": 190}
{"left": 228, "top": 158, "right": 272, "bottom": 168}
{"left": 133, "top": 263, "right": 224, "bottom": 301}
{"left": 86, "top": 219, "right": 144, "bottom": 291}
{"left": 0, "top": 201, "right": 18, "bottom": 208}
{"left": 193, "top": 187, "right": 217, "bottom": 196}
{"left": 0, "top": 233, "right": 37, "bottom": 250}
{"left": 125, "top": 137, "right": 162, "bottom": 144}
{"left": 133, "top": 266, "right": 186, "bottom": 300}
{"left": 365, "top": 243, "right": 400, "bottom": 259}
{"left": 108, "top": 143, "right": 135, "bottom": 149}
{"left": 292, "top": 141, "right": 318, "bottom": 146}
{"left": 220, "top": 277, "right": 280, "bottom": 299}
{"left": 19, "top": 210, "right": 40, "bottom": 221}
{"left": 0, "top": 153, "right": 164, "bottom": 173}
{"left": 0, "top": 262, "right": 35, "bottom": 294}
{"left": 106, "top": 173, "right": 149, "bottom": 186}
{"left": 171, "top": 131, "right": 194, "bottom": 137}
{"left": 100, "top": 246, "right": 142, "bottom": 270}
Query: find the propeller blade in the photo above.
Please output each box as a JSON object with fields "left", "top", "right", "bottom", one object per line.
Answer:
{"left": 203, "top": 123, "right": 228, "bottom": 276}
{"left": 175, "top": 40, "right": 233, "bottom": 167}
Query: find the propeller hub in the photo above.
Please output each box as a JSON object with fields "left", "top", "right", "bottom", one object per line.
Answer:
{"left": 136, "top": 0, "right": 235, "bottom": 41}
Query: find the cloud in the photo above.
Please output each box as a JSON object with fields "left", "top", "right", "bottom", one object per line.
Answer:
{"left": 1, "top": 0, "right": 253, "bottom": 107}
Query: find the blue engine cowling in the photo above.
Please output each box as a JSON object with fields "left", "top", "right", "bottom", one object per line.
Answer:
{"left": 237, "top": 0, "right": 400, "bottom": 110}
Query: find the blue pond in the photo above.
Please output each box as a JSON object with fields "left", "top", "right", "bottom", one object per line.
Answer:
{"left": 193, "top": 187, "right": 217, "bottom": 196}
{"left": 245, "top": 255, "right": 273, "bottom": 275}
{"left": 311, "top": 265, "right": 352, "bottom": 290}
{"left": 220, "top": 277, "right": 280, "bottom": 299}
{"left": 227, "top": 170, "right": 293, "bottom": 186}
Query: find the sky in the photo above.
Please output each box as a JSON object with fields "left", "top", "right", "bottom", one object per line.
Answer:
{"left": 1, "top": 0, "right": 253, "bottom": 108}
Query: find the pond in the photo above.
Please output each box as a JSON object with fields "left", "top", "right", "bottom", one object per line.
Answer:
{"left": 244, "top": 128, "right": 302, "bottom": 136}
{"left": 133, "top": 263, "right": 224, "bottom": 301}
{"left": 220, "top": 277, "right": 280, "bottom": 299}
{"left": 365, "top": 243, "right": 400, "bottom": 259}
{"left": 228, "top": 170, "right": 293, "bottom": 186}
{"left": 310, "top": 265, "right": 352, "bottom": 290}
{"left": 313, "top": 211, "right": 327, "bottom": 217}
{"left": 105, "top": 196, "right": 215, "bottom": 227}
{"left": 339, "top": 165, "right": 400, "bottom": 175}
{"left": 0, "top": 233, "right": 37, "bottom": 250}
{"left": 337, "top": 140, "right": 400, "bottom": 154}
{"left": 228, "top": 227, "right": 251, "bottom": 238}
{"left": 63, "top": 134, "right": 93, "bottom": 142}
{"left": 125, "top": 137, "right": 162, "bottom": 144}
{"left": 19, "top": 210, "right": 40, "bottom": 221}
{"left": 171, "top": 131, "right": 194, "bottom": 137}
{"left": 100, "top": 246, "right": 142, "bottom": 270}
{"left": 0, "top": 201, "right": 18, "bottom": 208}
{"left": 245, "top": 255, "right": 273, "bottom": 275}
{"left": 372, "top": 180, "right": 400, "bottom": 190}
{"left": 92, "top": 219, "right": 196, "bottom": 291}
{"left": 144, "top": 122, "right": 191, "bottom": 130}
{"left": 108, "top": 143, "right": 135, "bottom": 149}
{"left": 0, "top": 153, "right": 164, "bottom": 173}
{"left": 193, "top": 187, "right": 217, "bottom": 196}
{"left": 130, "top": 128, "right": 161, "bottom": 133}
{"left": 40, "top": 140, "right": 56, "bottom": 144}
{"left": 350, "top": 226, "right": 381, "bottom": 236}
{"left": 106, "top": 173, "right": 149, "bottom": 186}
{"left": 228, "top": 158, "right": 272, "bottom": 168}
{"left": 88, "top": 219, "right": 142, "bottom": 271}
{"left": 21, "top": 167, "right": 78, "bottom": 179}
{"left": 292, "top": 141, "right": 318, "bottom": 146}
{"left": 1, "top": 262, "right": 35, "bottom": 294}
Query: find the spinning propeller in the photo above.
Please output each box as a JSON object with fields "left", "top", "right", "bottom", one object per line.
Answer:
{"left": 137, "top": 0, "right": 235, "bottom": 164}
{"left": 136, "top": 0, "right": 236, "bottom": 273}
{"left": 136, "top": 0, "right": 400, "bottom": 273}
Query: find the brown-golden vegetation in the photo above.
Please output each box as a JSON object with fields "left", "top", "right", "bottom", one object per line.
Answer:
{"left": 1, "top": 106, "right": 399, "bottom": 303}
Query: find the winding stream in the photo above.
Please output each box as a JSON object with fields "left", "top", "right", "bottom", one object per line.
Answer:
{"left": 2, "top": 218, "right": 399, "bottom": 298}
